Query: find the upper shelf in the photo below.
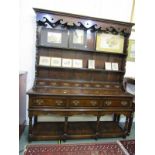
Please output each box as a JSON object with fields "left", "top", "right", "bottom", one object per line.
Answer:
{"left": 37, "top": 45, "right": 127, "bottom": 57}
{"left": 37, "top": 65, "right": 125, "bottom": 73}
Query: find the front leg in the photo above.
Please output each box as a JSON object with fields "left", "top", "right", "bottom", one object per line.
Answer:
{"left": 28, "top": 115, "right": 33, "bottom": 142}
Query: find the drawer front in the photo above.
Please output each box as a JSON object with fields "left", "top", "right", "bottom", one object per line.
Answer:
{"left": 68, "top": 111, "right": 98, "bottom": 116}
{"left": 31, "top": 98, "right": 66, "bottom": 107}
{"left": 103, "top": 99, "right": 130, "bottom": 107}
{"left": 69, "top": 99, "right": 99, "bottom": 107}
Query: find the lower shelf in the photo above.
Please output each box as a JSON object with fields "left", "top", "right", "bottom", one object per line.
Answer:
{"left": 29, "top": 121, "right": 125, "bottom": 141}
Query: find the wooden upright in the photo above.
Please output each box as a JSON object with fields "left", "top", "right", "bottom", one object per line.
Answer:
{"left": 27, "top": 8, "right": 134, "bottom": 141}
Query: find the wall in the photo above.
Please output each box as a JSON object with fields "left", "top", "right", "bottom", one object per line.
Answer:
{"left": 19, "top": 0, "right": 135, "bottom": 124}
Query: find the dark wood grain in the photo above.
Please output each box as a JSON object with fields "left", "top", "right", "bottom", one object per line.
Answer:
{"left": 27, "top": 9, "right": 134, "bottom": 141}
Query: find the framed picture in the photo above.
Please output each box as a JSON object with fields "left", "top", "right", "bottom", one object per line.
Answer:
{"left": 127, "top": 40, "right": 135, "bottom": 62}
{"left": 69, "top": 29, "right": 87, "bottom": 50}
{"left": 38, "top": 27, "right": 68, "bottom": 48}
{"left": 50, "top": 57, "right": 62, "bottom": 67}
{"left": 62, "top": 58, "right": 72, "bottom": 67}
{"left": 105, "top": 62, "right": 112, "bottom": 70}
{"left": 112, "top": 62, "right": 119, "bottom": 71}
{"left": 47, "top": 32, "right": 61, "bottom": 43}
{"left": 72, "top": 59, "right": 83, "bottom": 68}
{"left": 39, "top": 56, "right": 51, "bottom": 66}
{"left": 88, "top": 60, "right": 95, "bottom": 69}
{"left": 96, "top": 32, "right": 124, "bottom": 53}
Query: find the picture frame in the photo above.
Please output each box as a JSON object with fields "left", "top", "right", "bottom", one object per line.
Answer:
{"left": 72, "top": 59, "right": 83, "bottom": 68}
{"left": 96, "top": 32, "right": 124, "bottom": 53}
{"left": 112, "top": 62, "right": 119, "bottom": 71}
{"left": 50, "top": 57, "right": 62, "bottom": 67}
{"left": 69, "top": 29, "right": 87, "bottom": 50}
{"left": 88, "top": 60, "right": 95, "bottom": 69}
{"left": 39, "top": 56, "right": 51, "bottom": 66}
{"left": 127, "top": 39, "right": 135, "bottom": 62}
{"left": 38, "top": 27, "right": 68, "bottom": 48}
{"left": 105, "top": 62, "right": 112, "bottom": 70}
{"left": 62, "top": 58, "right": 72, "bottom": 67}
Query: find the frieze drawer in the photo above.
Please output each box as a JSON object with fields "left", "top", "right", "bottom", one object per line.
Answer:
{"left": 30, "top": 98, "right": 66, "bottom": 107}
{"left": 104, "top": 99, "right": 130, "bottom": 107}
{"left": 69, "top": 99, "right": 99, "bottom": 107}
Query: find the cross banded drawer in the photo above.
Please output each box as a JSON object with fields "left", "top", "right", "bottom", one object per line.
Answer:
{"left": 69, "top": 99, "right": 99, "bottom": 107}
{"left": 104, "top": 100, "right": 130, "bottom": 107}
{"left": 31, "top": 98, "right": 66, "bottom": 107}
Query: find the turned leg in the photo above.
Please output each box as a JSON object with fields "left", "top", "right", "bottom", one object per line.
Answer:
{"left": 95, "top": 115, "right": 100, "bottom": 139}
{"left": 127, "top": 112, "right": 134, "bottom": 134}
{"left": 124, "top": 116, "right": 130, "bottom": 134}
{"left": 113, "top": 114, "right": 117, "bottom": 121}
{"left": 28, "top": 115, "right": 33, "bottom": 141}
{"left": 113, "top": 114, "right": 120, "bottom": 122}
{"left": 62, "top": 116, "right": 68, "bottom": 141}
{"left": 116, "top": 115, "right": 120, "bottom": 122}
{"left": 34, "top": 116, "right": 38, "bottom": 125}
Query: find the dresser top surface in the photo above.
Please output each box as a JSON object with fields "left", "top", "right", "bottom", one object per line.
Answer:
{"left": 27, "top": 79, "right": 133, "bottom": 98}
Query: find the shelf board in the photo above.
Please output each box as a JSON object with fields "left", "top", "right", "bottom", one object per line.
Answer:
{"left": 37, "top": 65, "right": 125, "bottom": 73}
{"left": 37, "top": 45, "right": 127, "bottom": 56}
{"left": 30, "top": 121, "right": 124, "bottom": 140}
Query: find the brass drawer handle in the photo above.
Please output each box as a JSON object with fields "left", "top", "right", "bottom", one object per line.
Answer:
{"left": 56, "top": 100, "right": 63, "bottom": 106}
{"left": 84, "top": 84, "right": 90, "bottom": 87}
{"left": 115, "top": 85, "right": 120, "bottom": 88}
{"left": 75, "top": 84, "right": 80, "bottom": 86}
{"left": 72, "top": 100, "right": 79, "bottom": 106}
{"left": 105, "top": 101, "right": 112, "bottom": 106}
{"left": 39, "top": 82, "right": 45, "bottom": 85}
{"left": 35, "top": 99, "right": 44, "bottom": 105}
{"left": 90, "top": 101, "right": 97, "bottom": 106}
{"left": 51, "top": 82, "right": 56, "bottom": 86}
{"left": 63, "top": 83, "right": 69, "bottom": 86}
{"left": 121, "top": 101, "right": 128, "bottom": 106}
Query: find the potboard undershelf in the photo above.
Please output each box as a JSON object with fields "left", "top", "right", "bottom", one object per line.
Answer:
{"left": 29, "top": 121, "right": 124, "bottom": 141}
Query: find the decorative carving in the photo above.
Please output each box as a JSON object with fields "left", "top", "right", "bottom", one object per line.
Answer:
{"left": 36, "top": 13, "right": 133, "bottom": 36}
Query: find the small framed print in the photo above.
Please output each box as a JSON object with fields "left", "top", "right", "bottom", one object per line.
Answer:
{"left": 50, "top": 57, "right": 62, "bottom": 67}
{"left": 88, "top": 60, "right": 95, "bottom": 69}
{"left": 38, "top": 27, "right": 68, "bottom": 48}
{"left": 69, "top": 29, "right": 87, "bottom": 50}
{"left": 127, "top": 39, "right": 135, "bottom": 62}
{"left": 96, "top": 32, "right": 124, "bottom": 53}
{"left": 62, "top": 58, "right": 72, "bottom": 67}
{"left": 72, "top": 59, "right": 83, "bottom": 68}
{"left": 39, "top": 56, "right": 51, "bottom": 66}
{"left": 47, "top": 32, "right": 61, "bottom": 44}
{"left": 112, "top": 63, "right": 119, "bottom": 71}
{"left": 105, "top": 62, "right": 112, "bottom": 70}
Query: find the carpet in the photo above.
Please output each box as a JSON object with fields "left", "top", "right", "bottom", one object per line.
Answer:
{"left": 24, "top": 140, "right": 135, "bottom": 155}
{"left": 119, "top": 140, "right": 135, "bottom": 155}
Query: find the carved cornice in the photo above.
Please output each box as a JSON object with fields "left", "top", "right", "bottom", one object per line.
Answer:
{"left": 35, "top": 9, "right": 134, "bottom": 36}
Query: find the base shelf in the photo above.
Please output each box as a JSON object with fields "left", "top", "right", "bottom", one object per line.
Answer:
{"left": 29, "top": 121, "right": 125, "bottom": 141}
